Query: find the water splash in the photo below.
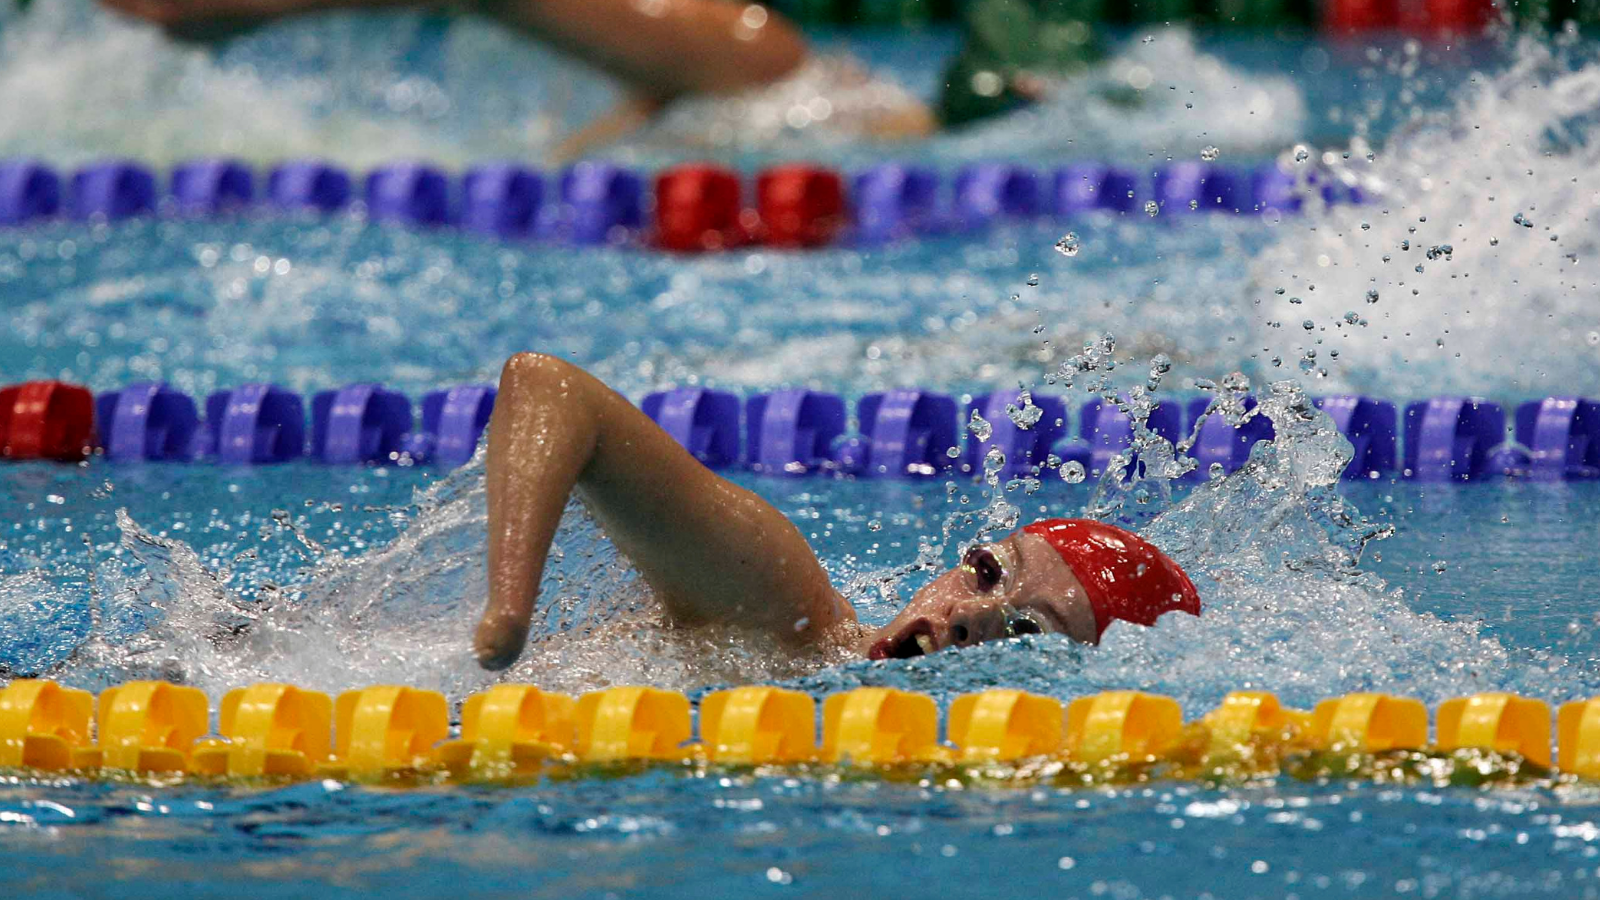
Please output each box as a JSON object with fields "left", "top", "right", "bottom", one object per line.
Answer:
{"left": 814, "top": 363, "right": 1591, "bottom": 709}
{"left": 35, "top": 445, "right": 854, "bottom": 700}
{"left": 0, "top": 9, "right": 1299, "bottom": 167}
{"left": 0, "top": 1, "right": 595, "bottom": 167}
{"left": 933, "top": 28, "right": 1307, "bottom": 162}
{"left": 1253, "top": 33, "right": 1600, "bottom": 398}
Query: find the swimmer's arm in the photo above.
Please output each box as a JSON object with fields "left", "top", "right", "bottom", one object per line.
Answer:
{"left": 477, "top": 352, "right": 855, "bottom": 670}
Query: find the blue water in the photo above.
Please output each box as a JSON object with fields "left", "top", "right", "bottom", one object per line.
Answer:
{"left": 4, "top": 7, "right": 1600, "bottom": 898}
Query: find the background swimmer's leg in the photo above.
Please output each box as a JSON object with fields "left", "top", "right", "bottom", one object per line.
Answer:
{"left": 477, "top": 353, "right": 856, "bottom": 671}
{"left": 473, "top": 0, "right": 806, "bottom": 101}
{"left": 97, "top": 0, "right": 809, "bottom": 101}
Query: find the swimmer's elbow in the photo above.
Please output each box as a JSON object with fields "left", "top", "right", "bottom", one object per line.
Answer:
{"left": 503, "top": 351, "right": 571, "bottom": 379}
{"left": 500, "top": 352, "right": 590, "bottom": 396}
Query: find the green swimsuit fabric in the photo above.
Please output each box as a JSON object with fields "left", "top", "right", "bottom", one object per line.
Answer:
{"left": 938, "top": 0, "right": 1104, "bottom": 128}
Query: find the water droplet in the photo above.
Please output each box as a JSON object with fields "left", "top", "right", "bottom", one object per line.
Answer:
{"left": 1144, "top": 201, "right": 1160, "bottom": 217}
{"left": 1432, "top": 560, "right": 1448, "bottom": 574}
{"left": 1054, "top": 233, "right": 1080, "bottom": 257}
{"left": 1200, "top": 145, "right": 1220, "bottom": 161}
{"left": 1209, "top": 462, "right": 1226, "bottom": 479}
{"left": 983, "top": 445, "right": 1006, "bottom": 478}
{"left": 1006, "top": 391, "right": 1044, "bottom": 429}
{"left": 968, "top": 410, "right": 992, "bottom": 442}
{"left": 1060, "top": 461, "right": 1086, "bottom": 483}
{"left": 1293, "top": 147, "right": 1310, "bottom": 163}
{"left": 1188, "top": 199, "right": 1199, "bottom": 210}
{"left": 1366, "top": 289, "right": 1380, "bottom": 304}
{"left": 1026, "top": 273, "right": 1040, "bottom": 286}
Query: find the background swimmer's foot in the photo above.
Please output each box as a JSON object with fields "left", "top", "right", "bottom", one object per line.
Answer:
{"left": 860, "top": 102, "right": 938, "bottom": 142}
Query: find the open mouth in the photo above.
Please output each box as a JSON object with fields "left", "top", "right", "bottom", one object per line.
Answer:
{"left": 869, "top": 620, "right": 940, "bottom": 660}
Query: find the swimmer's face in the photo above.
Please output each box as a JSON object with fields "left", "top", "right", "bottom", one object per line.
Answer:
{"left": 864, "top": 530, "right": 1097, "bottom": 659}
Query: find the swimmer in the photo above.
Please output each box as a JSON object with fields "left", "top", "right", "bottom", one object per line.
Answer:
{"left": 474, "top": 353, "right": 1199, "bottom": 670}
{"left": 94, "top": 0, "right": 1099, "bottom": 158}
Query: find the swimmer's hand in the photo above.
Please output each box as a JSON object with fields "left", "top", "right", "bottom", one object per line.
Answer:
{"left": 476, "top": 353, "right": 855, "bottom": 670}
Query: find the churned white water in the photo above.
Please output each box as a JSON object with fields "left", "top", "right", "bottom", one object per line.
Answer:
{"left": 1250, "top": 34, "right": 1600, "bottom": 399}
{"left": 0, "top": 4, "right": 1299, "bottom": 165}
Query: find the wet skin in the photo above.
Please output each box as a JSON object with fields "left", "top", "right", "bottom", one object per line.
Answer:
{"left": 865, "top": 531, "right": 1099, "bottom": 660}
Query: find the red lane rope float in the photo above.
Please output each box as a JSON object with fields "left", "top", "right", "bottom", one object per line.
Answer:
{"left": 0, "top": 380, "right": 95, "bottom": 461}
{"left": 651, "top": 164, "right": 754, "bottom": 253}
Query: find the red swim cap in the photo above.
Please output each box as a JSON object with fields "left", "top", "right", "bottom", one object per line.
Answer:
{"left": 1021, "top": 518, "right": 1201, "bottom": 640}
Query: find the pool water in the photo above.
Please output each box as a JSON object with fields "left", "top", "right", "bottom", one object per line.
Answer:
{"left": 5, "top": 460, "right": 1600, "bottom": 899}
{"left": 4, "top": 5, "right": 1600, "bottom": 898}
